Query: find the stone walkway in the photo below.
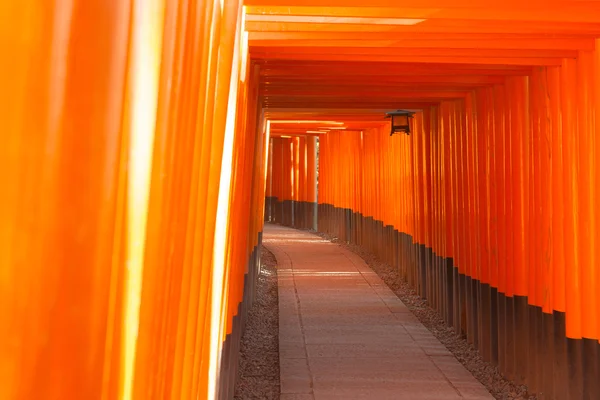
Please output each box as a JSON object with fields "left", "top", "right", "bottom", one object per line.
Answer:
{"left": 263, "top": 224, "right": 493, "bottom": 400}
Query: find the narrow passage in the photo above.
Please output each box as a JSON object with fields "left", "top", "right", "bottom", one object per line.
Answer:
{"left": 264, "top": 224, "right": 493, "bottom": 400}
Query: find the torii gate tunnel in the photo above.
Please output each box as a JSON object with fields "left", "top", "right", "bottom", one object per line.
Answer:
{"left": 2, "top": 0, "right": 600, "bottom": 399}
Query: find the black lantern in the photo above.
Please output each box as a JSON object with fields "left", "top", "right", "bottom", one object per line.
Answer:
{"left": 386, "top": 110, "right": 415, "bottom": 136}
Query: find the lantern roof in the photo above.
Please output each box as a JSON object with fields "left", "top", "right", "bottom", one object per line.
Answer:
{"left": 385, "top": 110, "right": 415, "bottom": 118}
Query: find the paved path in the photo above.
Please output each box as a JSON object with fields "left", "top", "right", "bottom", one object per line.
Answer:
{"left": 263, "top": 224, "right": 493, "bottom": 400}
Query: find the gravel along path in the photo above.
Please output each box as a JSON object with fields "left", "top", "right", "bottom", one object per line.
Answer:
{"left": 315, "top": 231, "right": 536, "bottom": 400}
{"left": 234, "top": 246, "right": 280, "bottom": 400}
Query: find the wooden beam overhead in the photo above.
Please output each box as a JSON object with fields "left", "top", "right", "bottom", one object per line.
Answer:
{"left": 245, "top": 5, "right": 600, "bottom": 23}
{"left": 243, "top": 0, "right": 599, "bottom": 118}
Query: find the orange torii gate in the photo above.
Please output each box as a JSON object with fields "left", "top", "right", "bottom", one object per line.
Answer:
{"left": 270, "top": 63, "right": 600, "bottom": 398}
